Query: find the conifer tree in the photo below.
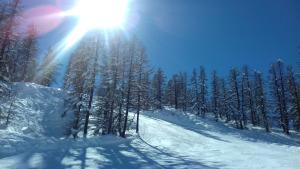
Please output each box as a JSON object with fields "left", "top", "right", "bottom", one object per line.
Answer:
{"left": 286, "top": 66, "right": 300, "bottom": 131}
{"left": 269, "top": 60, "right": 289, "bottom": 134}
{"left": 241, "top": 66, "right": 255, "bottom": 126}
{"left": 152, "top": 68, "right": 165, "bottom": 109}
{"left": 191, "top": 68, "right": 201, "bottom": 115}
{"left": 229, "top": 68, "right": 244, "bottom": 129}
{"left": 0, "top": 0, "right": 21, "bottom": 81}
{"left": 199, "top": 66, "right": 208, "bottom": 117}
{"left": 211, "top": 70, "right": 220, "bottom": 121}
{"left": 254, "top": 71, "right": 270, "bottom": 132}
{"left": 36, "top": 47, "right": 59, "bottom": 86}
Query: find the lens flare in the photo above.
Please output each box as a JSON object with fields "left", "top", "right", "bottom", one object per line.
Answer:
{"left": 20, "top": 5, "right": 64, "bottom": 36}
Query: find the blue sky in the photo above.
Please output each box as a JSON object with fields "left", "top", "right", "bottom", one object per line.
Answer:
{"left": 25, "top": 0, "right": 300, "bottom": 78}
{"left": 134, "top": 0, "right": 300, "bottom": 77}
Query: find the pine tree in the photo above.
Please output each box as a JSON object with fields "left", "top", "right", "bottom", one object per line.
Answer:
{"left": 83, "top": 33, "right": 101, "bottom": 137}
{"left": 63, "top": 36, "right": 93, "bottom": 138}
{"left": 134, "top": 44, "right": 150, "bottom": 133}
{"left": 0, "top": 0, "right": 21, "bottom": 81}
{"left": 173, "top": 74, "right": 180, "bottom": 109}
{"left": 121, "top": 38, "right": 138, "bottom": 138}
{"left": 254, "top": 71, "right": 270, "bottom": 132}
{"left": 211, "top": 70, "right": 220, "bottom": 121}
{"left": 182, "top": 72, "right": 188, "bottom": 111}
{"left": 164, "top": 79, "right": 175, "bottom": 107}
{"left": 219, "top": 78, "right": 231, "bottom": 121}
{"left": 36, "top": 47, "right": 59, "bottom": 86}
{"left": 199, "top": 66, "right": 208, "bottom": 117}
{"left": 229, "top": 68, "right": 244, "bottom": 129}
{"left": 191, "top": 68, "right": 201, "bottom": 115}
{"left": 152, "top": 68, "right": 165, "bottom": 109}
{"left": 19, "top": 25, "right": 38, "bottom": 82}
{"left": 96, "top": 54, "right": 112, "bottom": 135}
{"left": 269, "top": 60, "right": 289, "bottom": 134}
{"left": 241, "top": 66, "right": 255, "bottom": 126}
{"left": 286, "top": 66, "right": 300, "bottom": 131}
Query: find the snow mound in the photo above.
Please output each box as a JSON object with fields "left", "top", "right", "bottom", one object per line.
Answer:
{"left": 0, "top": 83, "right": 74, "bottom": 157}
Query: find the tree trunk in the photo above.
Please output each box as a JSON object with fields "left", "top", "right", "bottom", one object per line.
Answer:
{"left": 83, "top": 37, "right": 99, "bottom": 137}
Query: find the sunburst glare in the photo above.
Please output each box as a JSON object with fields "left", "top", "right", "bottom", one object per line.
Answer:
{"left": 58, "top": 0, "right": 130, "bottom": 56}
{"left": 71, "top": 0, "right": 129, "bottom": 30}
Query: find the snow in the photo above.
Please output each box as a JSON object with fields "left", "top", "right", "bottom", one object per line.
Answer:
{"left": 21, "top": 127, "right": 32, "bottom": 134}
{"left": 3, "top": 83, "right": 73, "bottom": 138}
{"left": 1, "top": 83, "right": 300, "bottom": 169}
{"left": 140, "top": 109, "right": 300, "bottom": 169}
{"left": 0, "top": 83, "right": 74, "bottom": 157}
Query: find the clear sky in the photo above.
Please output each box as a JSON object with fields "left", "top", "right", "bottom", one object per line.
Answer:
{"left": 24, "top": 0, "right": 300, "bottom": 78}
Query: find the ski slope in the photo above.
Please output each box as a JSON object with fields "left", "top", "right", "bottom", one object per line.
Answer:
{"left": 139, "top": 110, "right": 300, "bottom": 169}
{"left": 1, "top": 111, "right": 300, "bottom": 169}
{"left": 0, "top": 83, "right": 300, "bottom": 169}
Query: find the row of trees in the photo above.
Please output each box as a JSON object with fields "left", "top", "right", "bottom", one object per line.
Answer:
{"left": 151, "top": 61, "right": 299, "bottom": 135}
{"left": 63, "top": 32, "right": 151, "bottom": 138}
{"left": 0, "top": 0, "right": 36, "bottom": 82}
{"left": 63, "top": 29, "right": 300, "bottom": 138}
{"left": 0, "top": 0, "right": 59, "bottom": 84}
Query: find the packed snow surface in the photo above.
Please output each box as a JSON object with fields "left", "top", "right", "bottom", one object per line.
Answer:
{"left": 1, "top": 83, "right": 300, "bottom": 169}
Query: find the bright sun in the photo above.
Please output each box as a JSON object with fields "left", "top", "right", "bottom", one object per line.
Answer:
{"left": 71, "top": 0, "right": 129, "bottom": 30}
{"left": 60, "top": 0, "right": 129, "bottom": 49}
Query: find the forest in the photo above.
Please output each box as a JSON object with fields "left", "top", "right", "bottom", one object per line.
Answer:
{"left": 1, "top": 1, "right": 300, "bottom": 168}
{"left": 0, "top": 0, "right": 299, "bottom": 140}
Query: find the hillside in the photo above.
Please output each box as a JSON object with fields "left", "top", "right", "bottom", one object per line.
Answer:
{"left": 0, "top": 83, "right": 300, "bottom": 169}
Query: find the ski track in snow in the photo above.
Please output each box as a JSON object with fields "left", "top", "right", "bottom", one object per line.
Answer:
{"left": 1, "top": 83, "right": 300, "bottom": 169}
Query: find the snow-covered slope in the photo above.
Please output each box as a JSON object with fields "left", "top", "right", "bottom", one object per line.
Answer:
{"left": 139, "top": 109, "right": 300, "bottom": 169}
{"left": 1, "top": 106, "right": 300, "bottom": 168}
{"left": 0, "top": 83, "right": 73, "bottom": 157}
{"left": 0, "top": 85, "right": 299, "bottom": 169}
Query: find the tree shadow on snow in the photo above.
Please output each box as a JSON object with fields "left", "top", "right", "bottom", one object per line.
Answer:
{"left": 91, "top": 138, "right": 221, "bottom": 169}
{"left": 143, "top": 110, "right": 300, "bottom": 147}
{"left": 2, "top": 136, "right": 223, "bottom": 169}
{"left": 1, "top": 142, "right": 73, "bottom": 169}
